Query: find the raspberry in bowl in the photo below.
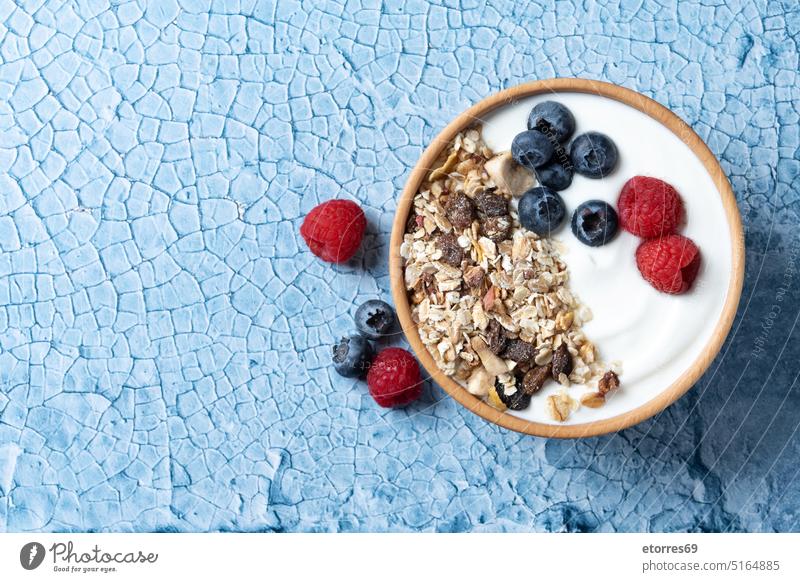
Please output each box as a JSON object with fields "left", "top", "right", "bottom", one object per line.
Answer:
{"left": 389, "top": 79, "right": 744, "bottom": 438}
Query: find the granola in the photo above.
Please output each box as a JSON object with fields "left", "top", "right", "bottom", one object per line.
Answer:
{"left": 402, "top": 126, "right": 623, "bottom": 422}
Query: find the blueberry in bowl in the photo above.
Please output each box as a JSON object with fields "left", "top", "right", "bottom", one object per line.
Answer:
{"left": 535, "top": 159, "right": 574, "bottom": 191}
{"left": 527, "top": 101, "right": 575, "bottom": 143}
{"left": 571, "top": 200, "right": 619, "bottom": 247}
{"left": 511, "top": 130, "right": 554, "bottom": 169}
{"left": 570, "top": 132, "right": 618, "bottom": 178}
{"left": 518, "top": 186, "right": 566, "bottom": 236}
{"left": 332, "top": 333, "right": 374, "bottom": 378}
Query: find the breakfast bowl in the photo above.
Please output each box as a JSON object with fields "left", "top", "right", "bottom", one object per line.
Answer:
{"left": 389, "top": 78, "right": 744, "bottom": 438}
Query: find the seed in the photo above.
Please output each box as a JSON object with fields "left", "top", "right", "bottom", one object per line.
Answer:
{"left": 580, "top": 392, "right": 605, "bottom": 408}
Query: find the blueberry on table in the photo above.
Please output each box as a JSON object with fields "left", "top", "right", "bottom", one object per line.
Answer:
{"left": 511, "top": 130, "right": 554, "bottom": 169}
{"left": 518, "top": 186, "right": 566, "bottom": 236}
{"left": 571, "top": 200, "right": 619, "bottom": 247}
{"left": 332, "top": 334, "right": 374, "bottom": 378}
{"left": 355, "top": 299, "right": 397, "bottom": 339}
{"left": 527, "top": 101, "right": 576, "bottom": 142}
{"left": 570, "top": 132, "right": 619, "bottom": 178}
{"left": 535, "top": 159, "right": 574, "bottom": 191}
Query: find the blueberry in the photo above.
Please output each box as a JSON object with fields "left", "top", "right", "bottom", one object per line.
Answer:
{"left": 511, "top": 130, "right": 554, "bottom": 169}
{"left": 535, "top": 159, "right": 574, "bottom": 191}
{"left": 527, "top": 101, "right": 575, "bottom": 142}
{"left": 571, "top": 200, "right": 619, "bottom": 247}
{"left": 332, "top": 334, "right": 374, "bottom": 378}
{"left": 570, "top": 132, "right": 618, "bottom": 178}
{"left": 518, "top": 186, "right": 566, "bottom": 236}
{"left": 355, "top": 299, "right": 396, "bottom": 339}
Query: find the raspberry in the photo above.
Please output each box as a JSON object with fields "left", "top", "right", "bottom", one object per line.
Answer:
{"left": 366, "top": 348, "right": 422, "bottom": 408}
{"left": 635, "top": 235, "right": 701, "bottom": 294}
{"left": 618, "top": 176, "right": 685, "bottom": 238}
{"left": 300, "top": 199, "right": 366, "bottom": 263}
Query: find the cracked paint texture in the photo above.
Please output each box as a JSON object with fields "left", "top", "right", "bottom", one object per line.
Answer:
{"left": 0, "top": 0, "right": 799, "bottom": 532}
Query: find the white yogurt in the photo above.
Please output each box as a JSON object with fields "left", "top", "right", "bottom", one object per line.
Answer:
{"left": 480, "top": 93, "right": 733, "bottom": 425}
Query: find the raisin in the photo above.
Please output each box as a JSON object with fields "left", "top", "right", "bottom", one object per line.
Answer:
{"left": 502, "top": 339, "right": 536, "bottom": 364}
{"left": 436, "top": 232, "right": 463, "bottom": 267}
{"left": 598, "top": 370, "right": 620, "bottom": 395}
{"left": 485, "top": 319, "right": 507, "bottom": 355}
{"left": 551, "top": 343, "right": 573, "bottom": 381}
{"left": 522, "top": 366, "right": 550, "bottom": 395}
{"left": 475, "top": 190, "right": 509, "bottom": 217}
{"left": 445, "top": 193, "right": 475, "bottom": 230}
{"left": 480, "top": 215, "right": 512, "bottom": 242}
{"left": 495, "top": 377, "right": 531, "bottom": 411}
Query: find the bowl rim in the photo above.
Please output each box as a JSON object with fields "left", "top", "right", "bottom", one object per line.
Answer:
{"left": 389, "top": 78, "right": 745, "bottom": 438}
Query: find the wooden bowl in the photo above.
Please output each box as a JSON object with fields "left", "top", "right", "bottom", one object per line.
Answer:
{"left": 389, "top": 78, "right": 745, "bottom": 438}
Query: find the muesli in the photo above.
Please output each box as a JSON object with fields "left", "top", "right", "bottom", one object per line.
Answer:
{"left": 400, "top": 126, "right": 620, "bottom": 421}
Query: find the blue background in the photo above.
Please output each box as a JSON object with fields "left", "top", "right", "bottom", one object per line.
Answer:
{"left": 0, "top": 0, "right": 799, "bottom": 532}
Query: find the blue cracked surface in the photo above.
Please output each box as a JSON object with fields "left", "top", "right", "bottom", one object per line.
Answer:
{"left": 0, "top": 0, "right": 799, "bottom": 532}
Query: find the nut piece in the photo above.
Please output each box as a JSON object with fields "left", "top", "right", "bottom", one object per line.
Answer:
{"left": 521, "top": 366, "right": 550, "bottom": 395}
{"left": 487, "top": 384, "right": 508, "bottom": 411}
{"left": 474, "top": 190, "right": 508, "bottom": 217}
{"left": 502, "top": 339, "right": 537, "bottom": 364}
{"left": 445, "top": 193, "right": 475, "bottom": 230}
{"left": 464, "top": 265, "right": 485, "bottom": 289}
{"left": 436, "top": 233, "right": 463, "bottom": 267}
{"left": 579, "top": 342, "right": 595, "bottom": 364}
{"left": 484, "top": 151, "right": 535, "bottom": 197}
{"left": 555, "top": 310, "right": 574, "bottom": 332}
{"left": 551, "top": 343, "right": 573, "bottom": 381}
{"left": 547, "top": 393, "right": 576, "bottom": 422}
{"left": 480, "top": 215, "right": 512, "bottom": 242}
{"left": 598, "top": 370, "right": 620, "bottom": 395}
{"left": 580, "top": 392, "right": 605, "bottom": 408}
{"left": 471, "top": 336, "right": 508, "bottom": 376}
{"left": 484, "top": 318, "right": 507, "bottom": 355}
{"left": 466, "top": 368, "right": 492, "bottom": 397}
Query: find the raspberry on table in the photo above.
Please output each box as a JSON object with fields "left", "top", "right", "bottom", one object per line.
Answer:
{"left": 299, "top": 199, "right": 366, "bottom": 263}
{"left": 366, "top": 348, "right": 422, "bottom": 408}
{"left": 618, "top": 176, "right": 685, "bottom": 238}
{"left": 635, "top": 234, "right": 701, "bottom": 294}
